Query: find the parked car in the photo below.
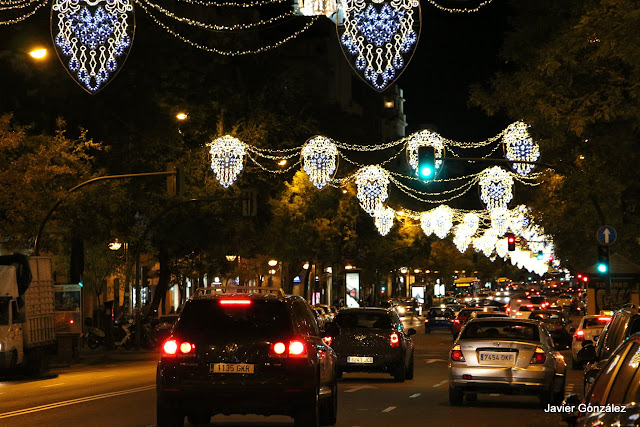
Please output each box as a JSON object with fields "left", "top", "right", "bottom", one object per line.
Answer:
{"left": 562, "top": 333, "right": 640, "bottom": 426}
{"left": 329, "top": 308, "right": 415, "bottom": 381}
{"left": 577, "top": 307, "right": 640, "bottom": 393}
{"left": 424, "top": 306, "right": 455, "bottom": 334}
{"left": 156, "top": 287, "right": 338, "bottom": 427}
{"left": 449, "top": 317, "right": 566, "bottom": 407}
{"left": 529, "top": 309, "right": 573, "bottom": 350}
{"left": 570, "top": 314, "right": 611, "bottom": 369}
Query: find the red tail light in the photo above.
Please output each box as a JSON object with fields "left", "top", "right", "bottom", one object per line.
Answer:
{"left": 272, "top": 342, "right": 286, "bottom": 355}
{"left": 163, "top": 339, "right": 195, "bottom": 355}
{"left": 530, "top": 347, "right": 546, "bottom": 364}
{"left": 450, "top": 345, "right": 465, "bottom": 362}
{"left": 289, "top": 340, "right": 307, "bottom": 357}
{"left": 598, "top": 317, "right": 611, "bottom": 322}
{"left": 163, "top": 339, "right": 178, "bottom": 355}
{"left": 180, "top": 342, "right": 195, "bottom": 354}
{"left": 390, "top": 332, "right": 400, "bottom": 347}
{"left": 322, "top": 336, "right": 332, "bottom": 346}
{"left": 574, "top": 330, "right": 585, "bottom": 342}
{"left": 219, "top": 299, "right": 252, "bottom": 306}
{"left": 453, "top": 319, "right": 460, "bottom": 324}
{"left": 270, "top": 339, "right": 308, "bottom": 358}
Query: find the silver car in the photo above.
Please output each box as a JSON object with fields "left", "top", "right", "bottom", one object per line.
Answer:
{"left": 448, "top": 317, "right": 566, "bottom": 407}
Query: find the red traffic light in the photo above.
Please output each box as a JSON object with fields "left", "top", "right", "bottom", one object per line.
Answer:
{"left": 582, "top": 276, "right": 589, "bottom": 283}
{"left": 506, "top": 233, "right": 516, "bottom": 251}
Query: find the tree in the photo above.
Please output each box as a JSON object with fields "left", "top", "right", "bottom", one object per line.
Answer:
{"left": 469, "top": 0, "right": 640, "bottom": 269}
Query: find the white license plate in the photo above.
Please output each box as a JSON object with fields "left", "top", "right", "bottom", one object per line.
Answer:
{"left": 478, "top": 352, "right": 516, "bottom": 365}
{"left": 347, "top": 356, "right": 373, "bottom": 364}
{"left": 435, "top": 317, "right": 445, "bottom": 320}
{"left": 210, "top": 363, "right": 255, "bottom": 374}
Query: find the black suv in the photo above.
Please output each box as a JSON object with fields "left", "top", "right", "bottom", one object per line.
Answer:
{"left": 156, "top": 287, "right": 338, "bottom": 427}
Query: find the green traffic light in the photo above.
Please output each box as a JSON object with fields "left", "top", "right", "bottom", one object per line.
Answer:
{"left": 597, "top": 263, "right": 608, "bottom": 273}
{"left": 420, "top": 166, "right": 433, "bottom": 179}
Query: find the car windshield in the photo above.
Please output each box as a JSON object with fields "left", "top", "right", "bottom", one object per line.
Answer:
{"left": 461, "top": 321, "right": 539, "bottom": 341}
{"left": 458, "top": 309, "right": 478, "bottom": 317}
{"left": 335, "top": 311, "right": 391, "bottom": 329}
{"left": 584, "top": 317, "right": 610, "bottom": 327}
{"left": 429, "top": 308, "right": 451, "bottom": 317}
{"left": 174, "top": 299, "right": 293, "bottom": 337}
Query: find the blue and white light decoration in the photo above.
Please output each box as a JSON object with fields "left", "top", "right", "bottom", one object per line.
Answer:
{"left": 504, "top": 121, "right": 540, "bottom": 176}
{"left": 339, "top": 0, "right": 420, "bottom": 91}
{"left": 51, "top": 0, "right": 134, "bottom": 93}
{"left": 406, "top": 129, "right": 445, "bottom": 178}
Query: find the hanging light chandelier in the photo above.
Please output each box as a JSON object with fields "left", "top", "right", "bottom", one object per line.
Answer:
{"left": 301, "top": 136, "right": 339, "bottom": 189}
{"left": 209, "top": 135, "right": 246, "bottom": 188}
{"left": 504, "top": 121, "right": 540, "bottom": 176}
{"left": 356, "top": 165, "right": 389, "bottom": 216}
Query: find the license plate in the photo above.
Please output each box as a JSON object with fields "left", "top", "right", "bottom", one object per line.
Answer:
{"left": 435, "top": 317, "right": 445, "bottom": 320}
{"left": 210, "top": 363, "right": 255, "bottom": 374}
{"left": 478, "top": 352, "right": 516, "bottom": 365}
{"left": 347, "top": 356, "right": 373, "bottom": 364}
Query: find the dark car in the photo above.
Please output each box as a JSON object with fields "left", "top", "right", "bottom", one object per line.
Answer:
{"left": 156, "top": 287, "right": 338, "bottom": 427}
{"left": 452, "top": 307, "right": 484, "bottom": 338}
{"left": 563, "top": 333, "right": 640, "bottom": 426}
{"left": 425, "top": 306, "right": 455, "bottom": 334}
{"left": 529, "top": 309, "right": 573, "bottom": 350}
{"left": 328, "top": 308, "right": 415, "bottom": 382}
{"left": 577, "top": 307, "right": 640, "bottom": 393}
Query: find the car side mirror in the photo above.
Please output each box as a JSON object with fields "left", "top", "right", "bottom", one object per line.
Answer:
{"left": 577, "top": 344, "right": 597, "bottom": 363}
{"left": 323, "top": 321, "right": 340, "bottom": 337}
{"left": 407, "top": 328, "right": 416, "bottom": 336}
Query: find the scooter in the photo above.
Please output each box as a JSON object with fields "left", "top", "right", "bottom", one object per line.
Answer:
{"left": 84, "top": 326, "right": 106, "bottom": 349}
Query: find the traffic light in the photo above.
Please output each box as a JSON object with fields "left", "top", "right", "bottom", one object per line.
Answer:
{"left": 380, "top": 286, "right": 386, "bottom": 294}
{"left": 597, "top": 245, "right": 609, "bottom": 274}
{"left": 506, "top": 233, "right": 516, "bottom": 251}
{"left": 417, "top": 146, "right": 436, "bottom": 180}
{"left": 536, "top": 251, "right": 544, "bottom": 260}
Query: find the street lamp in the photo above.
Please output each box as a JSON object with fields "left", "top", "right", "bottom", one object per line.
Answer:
{"left": 176, "top": 112, "right": 188, "bottom": 121}
{"left": 268, "top": 259, "right": 278, "bottom": 267}
{"left": 29, "top": 48, "right": 48, "bottom": 60}
{"left": 226, "top": 254, "right": 238, "bottom": 262}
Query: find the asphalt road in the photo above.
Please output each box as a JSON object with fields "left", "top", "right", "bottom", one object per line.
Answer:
{"left": 0, "top": 317, "right": 583, "bottom": 427}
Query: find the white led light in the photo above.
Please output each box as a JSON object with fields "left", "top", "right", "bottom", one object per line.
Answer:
{"left": 356, "top": 165, "right": 389, "bottom": 216}
{"left": 209, "top": 135, "right": 246, "bottom": 188}
{"left": 504, "top": 121, "right": 540, "bottom": 176}
{"left": 301, "top": 136, "right": 338, "bottom": 189}
{"left": 374, "top": 205, "right": 395, "bottom": 236}
{"left": 479, "top": 166, "right": 514, "bottom": 211}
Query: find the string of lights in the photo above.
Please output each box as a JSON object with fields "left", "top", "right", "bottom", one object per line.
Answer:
{"left": 0, "top": 0, "right": 45, "bottom": 24}
{"left": 389, "top": 174, "right": 479, "bottom": 197}
{"left": 424, "top": 0, "right": 494, "bottom": 13}
{"left": 247, "top": 154, "right": 302, "bottom": 174}
{"left": 136, "top": 0, "right": 319, "bottom": 55}
{"left": 139, "top": 0, "right": 295, "bottom": 31}
{"left": 176, "top": 0, "right": 287, "bottom": 7}
{"left": 0, "top": 0, "right": 38, "bottom": 10}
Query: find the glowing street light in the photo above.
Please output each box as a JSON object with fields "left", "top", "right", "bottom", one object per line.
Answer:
{"left": 176, "top": 112, "right": 188, "bottom": 121}
{"left": 29, "top": 48, "right": 47, "bottom": 60}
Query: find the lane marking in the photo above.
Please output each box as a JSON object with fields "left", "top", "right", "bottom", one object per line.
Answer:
{"left": 382, "top": 406, "right": 396, "bottom": 413}
{"left": 409, "top": 393, "right": 421, "bottom": 399}
{"left": 433, "top": 380, "right": 448, "bottom": 388}
{"left": 489, "top": 393, "right": 500, "bottom": 397}
{"left": 425, "top": 359, "right": 446, "bottom": 364}
{"left": 41, "top": 383, "right": 65, "bottom": 388}
{"left": 0, "top": 384, "right": 155, "bottom": 419}
{"left": 345, "top": 385, "right": 377, "bottom": 393}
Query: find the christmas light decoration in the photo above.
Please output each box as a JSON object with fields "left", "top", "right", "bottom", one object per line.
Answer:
{"left": 209, "top": 135, "right": 246, "bottom": 188}
{"left": 473, "top": 228, "right": 497, "bottom": 257}
{"left": 509, "top": 205, "right": 530, "bottom": 233}
{"left": 425, "top": 0, "right": 493, "bottom": 13}
{"left": 430, "top": 205, "right": 453, "bottom": 239}
{"left": 374, "top": 206, "right": 395, "bottom": 236}
{"left": 479, "top": 166, "right": 514, "bottom": 211}
{"left": 51, "top": 0, "right": 134, "bottom": 93}
{"left": 420, "top": 211, "right": 433, "bottom": 236}
{"left": 495, "top": 238, "right": 508, "bottom": 259}
{"left": 301, "top": 136, "right": 338, "bottom": 189}
{"left": 295, "top": 0, "right": 337, "bottom": 16}
{"left": 356, "top": 165, "right": 389, "bottom": 216}
{"left": 0, "top": 0, "right": 47, "bottom": 25}
{"left": 339, "top": 0, "right": 420, "bottom": 91}
{"left": 490, "top": 208, "right": 510, "bottom": 237}
{"left": 504, "top": 121, "right": 540, "bottom": 176}
{"left": 406, "top": 129, "right": 444, "bottom": 177}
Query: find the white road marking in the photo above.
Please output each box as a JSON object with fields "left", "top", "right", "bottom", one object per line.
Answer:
{"left": 433, "top": 380, "right": 449, "bottom": 388}
{"left": 41, "top": 383, "right": 65, "bottom": 388}
{"left": 425, "top": 359, "right": 446, "bottom": 364}
{"left": 382, "top": 406, "right": 396, "bottom": 413}
{"left": 0, "top": 385, "right": 155, "bottom": 419}
{"left": 409, "top": 393, "right": 421, "bottom": 398}
{"left": 345, "top": 385, "right": 378, "bottom": 393}
{"left": 489, "top": 393, "right": 500, "bottom": 397}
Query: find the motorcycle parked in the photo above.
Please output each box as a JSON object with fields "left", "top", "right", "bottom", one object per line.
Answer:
{"left": 84, "top": 326, "right": 105, "bottom": 349}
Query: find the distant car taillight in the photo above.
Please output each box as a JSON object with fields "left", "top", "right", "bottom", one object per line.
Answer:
{"left": 322, "top": 336, "right": 332, "bottom": 346}
{"left": 574, "top": 330, "right": 585, "bottom": 342}
{"left": 450, "top": 345, "right": 465, "bottom": 362}
{"left": 453, "top": 319, "right": 460, "bottom": 324}
{"left": 390, "top": 332, "right": 400, "bottom": 348}
{"left": 530, "top": 347, "right": 546, "bottom": 364}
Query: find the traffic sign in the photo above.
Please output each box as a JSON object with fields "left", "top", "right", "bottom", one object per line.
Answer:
{"left": 596, "top": 226, "right": 617, "bottom": 245}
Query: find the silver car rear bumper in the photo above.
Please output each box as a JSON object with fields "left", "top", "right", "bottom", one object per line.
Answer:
{"left": 450, "top": 364, "right": 555, "bottom": 393}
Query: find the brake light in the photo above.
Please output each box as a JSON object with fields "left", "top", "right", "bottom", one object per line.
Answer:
{"left": 530, "top": 347, "right": 546, "bottom": 364}
{"left": 598, "top": 317, "right": 611, "bottom": 322}
{"left": 289, "top": 340, "right": 307, "bottom": 357}
{"left": 527, "top": 304, "right": 533, "bottom": 308}
{"left": 574, "top": 330, "right": 585, "bottom": 342}
{"left": 271, "top": 340, "right": 308, "bottom": 358}
{"left": 219, "top": 299, "right": 252, "bottom": 306}
{"left": 517, "top": 299, "right": 522, "bottom": 303}
{"left": 450, "top": 344, "right": 465, "bottom": 362}
{"left": 515, "top": 311, "right": 522, "bottom": 316}
{"left": 180, "top": 342, "right": 195, "bottom": 354}
{"left": 453, "top": 319, "right": 460, "bottom": 324}
{"left": 272, "top": 342, "right": 286, "bottom": 355}
{"left": 390, "top": 332, "right": 400, "bottom": 348}
{"left": 163, "top": 339, "right": 178, "bottom": 355}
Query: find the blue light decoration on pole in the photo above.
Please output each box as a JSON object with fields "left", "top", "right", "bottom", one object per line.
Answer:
{"left": 51, "top": 0, "right": 135, "bottom": 93}
{"left": 338, "top": 0, "right": 420, "bottom": 91}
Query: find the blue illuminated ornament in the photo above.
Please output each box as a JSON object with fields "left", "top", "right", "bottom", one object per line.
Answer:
{"left": 338, "top": 0, "right": 420, "bottom": 91}
{"left": 51, "top": 0, "right": 135, "bottom": 93}
{"left": 504, "top": 121, "right": 539, "bottom": 176}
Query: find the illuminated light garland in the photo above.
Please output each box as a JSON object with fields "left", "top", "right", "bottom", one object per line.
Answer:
{"left": 495, "top": 238, "right": 508, "bottom": 259}
{"left": 52, "top": 0, "right": 134, "bottom": 93}
{"left": 355, "top": 165, "right": 389, "bottom": 216}
{"left": 473, "top": 228, "right": 497, "bottom": 257}
{"left": 406, "top": 129, "right": 444, "bottom": 177}
{"left": 176, "top": 0, "right": 287, "bottom": 7}
{"left": 374, "top": 205, "right": 395, "bottom": 236}
{"left": 139, "top": 0, "right": 294, "bottom": 31}
{"left": 420, "top": 211, "right": 433, "bottom": 236}
{"left": 209, "top": 135, "right": 246, "bottom": 188}
{"left": 424, "top": 0, "right": 493, "bottom": 13}
{"left": 296, "top": 0, "right": 337, "bottom": 16}
{"left": 490, "top": 208, "right": 509, "bottom": 237}
{"left": 301, "top": 136, "right": 339, "bottom": 190}
{"left": 509, "top": 204, "right": 530, "bottom": 233}
{"left": 504, "top": 121, "right": 540, "bottom": 176}
{"left": 339, "top": 0, "right": 420, "bottom": 91}
{"left": 136, "top": 0, "right": 319, "bottom": 55}
{"left": 0, "top": 0, "right": 38, "bottom": 10}
{"left": 478, "top": 166, "right": 514, "bottom": 211}
{"left": 430, "top": 204, "right": 453, "bottom": 239}
{"left": 0, "top": 0, "right": 45, "bottom": 24}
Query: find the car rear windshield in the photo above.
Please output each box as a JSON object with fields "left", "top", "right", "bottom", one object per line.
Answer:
{"left": 458, "top": 309, "right": 478, "bottom": 317}
{"left": 584, "top": 317, "right": 611, "bottom": 327}
{"left": 174, "top": 299, "right": 293, "bottom": 337}
{"left": 461, "top": 321, "right": 539, "bottom": 341}
{"left": 335, "top": 312, "right": 391, "bottom": 329}
{"left": 529, "top": 296, "right": 545, "bottom": 304}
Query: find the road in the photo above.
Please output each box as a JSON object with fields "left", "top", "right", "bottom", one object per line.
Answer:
{"left": 0, "top": 318, "right": 582, "bottom": 427}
